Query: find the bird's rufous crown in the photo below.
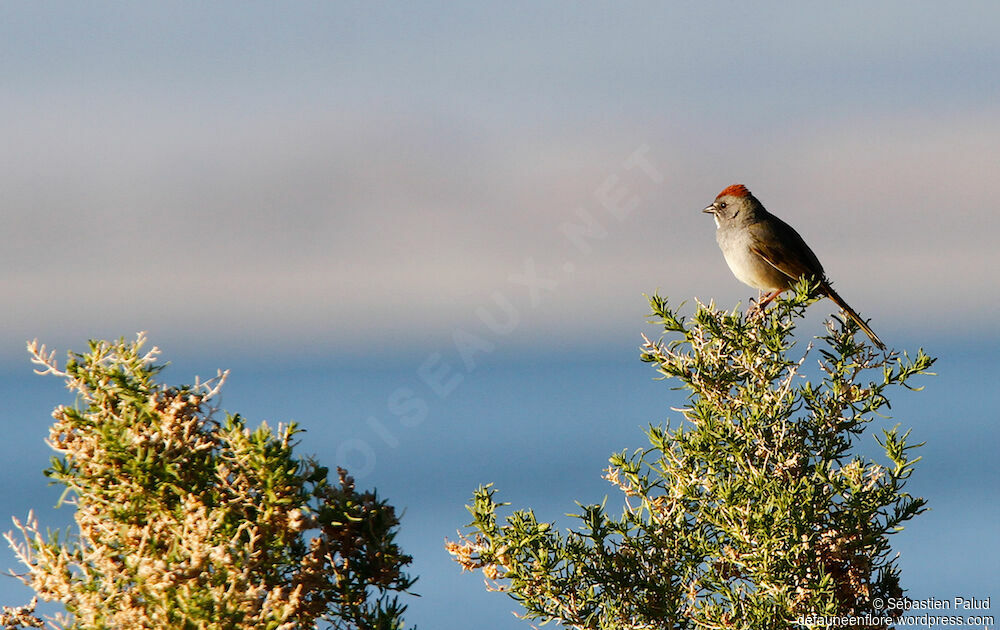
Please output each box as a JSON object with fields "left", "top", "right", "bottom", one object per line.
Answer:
{"left": 715, "top": 184, "right": 750, "bottom": 200}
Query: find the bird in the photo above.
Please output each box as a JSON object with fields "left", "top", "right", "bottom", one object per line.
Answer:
{"left": 702, "top": 184, "right": 886, "bottom": 350}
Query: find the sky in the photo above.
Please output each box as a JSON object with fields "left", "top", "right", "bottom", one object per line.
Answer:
{"left": 1, "top": 3, "right": 998, "bottom": 628}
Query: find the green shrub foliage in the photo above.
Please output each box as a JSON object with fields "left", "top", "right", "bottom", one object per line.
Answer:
{"left": 449, "top": 286, "right": 933, "bottom": 629}
{"left": 6, "top": 334, "right": 415, "bottom": 630}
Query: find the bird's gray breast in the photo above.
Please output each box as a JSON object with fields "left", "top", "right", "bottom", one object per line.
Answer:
{"left": 715, "top": 224, "right": 789, "bottom": 291}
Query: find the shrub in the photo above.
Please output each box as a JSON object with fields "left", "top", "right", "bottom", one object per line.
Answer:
{"left": 5, "top": 333, "right": 415, "bottom": 630}
{"left": 449, "top": 286, "right": 934, "bottom": 629}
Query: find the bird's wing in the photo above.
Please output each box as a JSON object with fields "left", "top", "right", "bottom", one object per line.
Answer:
{"left": 748, "top": 216, "right": 826, "bottom": 283}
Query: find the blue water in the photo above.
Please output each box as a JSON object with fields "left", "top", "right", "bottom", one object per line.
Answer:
{"left": 1, "top": 336, "right": 996, "bottom": 628}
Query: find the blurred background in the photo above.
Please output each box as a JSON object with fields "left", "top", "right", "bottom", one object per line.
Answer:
{"left": 1, "top": 2, "right": 997, "bottom": 627}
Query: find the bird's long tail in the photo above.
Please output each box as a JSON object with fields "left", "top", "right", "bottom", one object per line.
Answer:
{"left": 822, "top": 285, "right": 886, "bottom": 350}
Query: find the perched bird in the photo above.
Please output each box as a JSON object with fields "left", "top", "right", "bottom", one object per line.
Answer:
{"left": 703, "top": 184, "right": 885, "bottom": 350}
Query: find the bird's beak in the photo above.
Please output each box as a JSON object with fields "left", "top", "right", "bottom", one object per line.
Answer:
{"left": 702, "top": 204, "right": 716, "bottom": 215}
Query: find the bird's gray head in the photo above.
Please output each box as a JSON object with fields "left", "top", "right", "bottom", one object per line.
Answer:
{"left": 702, "top": 183, "right": 759, "bottom": 228}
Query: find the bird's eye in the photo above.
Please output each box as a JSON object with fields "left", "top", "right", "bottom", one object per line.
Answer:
{"left": 718, "top": 202, "right": 727, "bottom": 209}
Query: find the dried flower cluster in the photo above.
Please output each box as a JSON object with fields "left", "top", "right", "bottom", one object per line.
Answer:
{"left": 5, "top": 333, "right": 414, "bottom": 629}
{"left": 449, "top": 284, "right": 934, "bottom": 629}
